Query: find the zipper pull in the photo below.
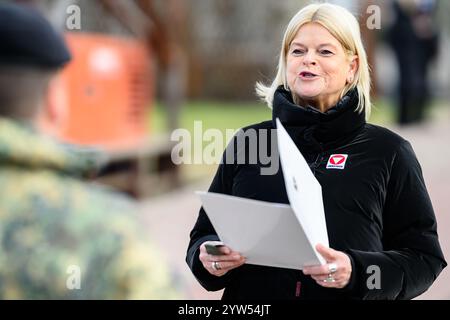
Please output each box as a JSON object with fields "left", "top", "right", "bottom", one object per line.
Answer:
{"left": 295, "top": 281, "right": 302, "bottom": 297}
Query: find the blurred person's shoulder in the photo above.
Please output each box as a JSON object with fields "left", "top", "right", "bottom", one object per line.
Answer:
{"left": 0, "top": 172, "right": 180, "bottom": 299}
{"left": 0, "top": 116, "right": 132, "bottom": 218}
{"left": 0, "top": 118, "right": 180, "bottom": 299}
{"left": 25, "top": 170, "right": 181, "bottom": 299}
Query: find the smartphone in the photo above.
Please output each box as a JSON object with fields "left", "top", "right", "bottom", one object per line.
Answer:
{"left": 205, "top": 241, "right": 225, "bottom": 255}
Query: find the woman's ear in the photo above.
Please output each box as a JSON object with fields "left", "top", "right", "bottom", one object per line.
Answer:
{"left": 347, "top": 55, "right": 359, "bottom": 83}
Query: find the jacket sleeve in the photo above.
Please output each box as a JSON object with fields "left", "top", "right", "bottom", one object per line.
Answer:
{"left": 185, "top": 135, "right": 239, "bottom": 291}
{"left": 346, "top": 140, "right": 447, "bottom": 299}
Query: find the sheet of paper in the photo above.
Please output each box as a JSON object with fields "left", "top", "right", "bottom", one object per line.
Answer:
{"left": 195, "top": 119, "right": 330, "bottom": 269}
{"left": 197, "top": 191, "right": 321, "bottom": 270}
{"left": 276, "top": 118, "right": 329, "bottom": 264}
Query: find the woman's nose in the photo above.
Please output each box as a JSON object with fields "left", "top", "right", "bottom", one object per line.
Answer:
{"left": 303, "top": 52, "right": 317, "bottom": 66}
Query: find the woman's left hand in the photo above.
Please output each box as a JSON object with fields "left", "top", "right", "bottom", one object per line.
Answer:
{"left": 302, "top": 244, "right": 352, "bottom": 289}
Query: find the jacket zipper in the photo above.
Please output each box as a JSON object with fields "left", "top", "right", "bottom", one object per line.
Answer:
{"left": 310, "top": 151, "right": 324, "bottom": 175}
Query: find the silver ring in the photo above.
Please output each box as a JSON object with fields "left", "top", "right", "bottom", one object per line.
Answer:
{"left": 328, "top": 263, "right": 338, "bottom": 274}
{"left": 212, "top": 261, "right": 221, "bottom": 271}
{"left": 323, "top": 273, "right": 336, "bottom": 283}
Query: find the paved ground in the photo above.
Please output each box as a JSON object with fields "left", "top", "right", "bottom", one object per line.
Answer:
{"left": 138, "top": 113, "right": 450, "bottom": 300}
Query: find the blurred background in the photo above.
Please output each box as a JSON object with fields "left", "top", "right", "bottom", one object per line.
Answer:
{"left": 5, "top": 0, "right": 449, "bottom": 299}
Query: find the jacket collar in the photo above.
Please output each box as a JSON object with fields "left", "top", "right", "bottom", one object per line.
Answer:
{"left": 0, "top": 117, "right": 103, "bottom": 177}
{"left": 272, "top": 86, "right": 365, "bottom": 145}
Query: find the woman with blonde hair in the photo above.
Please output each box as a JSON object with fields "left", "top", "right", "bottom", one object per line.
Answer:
{"left": 187, "top": 3, "right": 446, "bottom": 299}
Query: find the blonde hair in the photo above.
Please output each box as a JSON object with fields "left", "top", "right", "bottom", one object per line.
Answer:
{"left": 256, "top": 3, "right": 371, "bottom": 119}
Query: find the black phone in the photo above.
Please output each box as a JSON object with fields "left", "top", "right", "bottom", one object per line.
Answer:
{"left": 205, "top": 242, "right": 225, "bottom": 255}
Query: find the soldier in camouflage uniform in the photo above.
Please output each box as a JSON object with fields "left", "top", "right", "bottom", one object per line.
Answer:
{"left": 0, "top": 2, "right": 178, "bottom": 299}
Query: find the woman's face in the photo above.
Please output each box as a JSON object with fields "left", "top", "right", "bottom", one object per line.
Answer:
{"left": 286, "top": 22, "right": 358, "bottom": 111}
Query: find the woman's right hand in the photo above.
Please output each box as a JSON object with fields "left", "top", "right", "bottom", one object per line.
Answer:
{"left": 199, "top": 241, "right": 246, "bottom": 277}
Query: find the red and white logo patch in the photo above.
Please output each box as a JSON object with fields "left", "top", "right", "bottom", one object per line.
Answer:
{"left": 326, "top": 154, "right": 348, "bottom": 170}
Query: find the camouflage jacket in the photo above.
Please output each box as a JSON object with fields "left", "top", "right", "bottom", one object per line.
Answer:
{"left": 0, "top": 117, "right": 178, "bottom": 299}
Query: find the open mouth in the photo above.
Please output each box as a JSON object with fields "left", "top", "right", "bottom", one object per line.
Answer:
{"left": 299, "top": 71, "right": 318, "bottom": 78}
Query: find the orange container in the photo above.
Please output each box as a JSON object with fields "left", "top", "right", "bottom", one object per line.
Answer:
{"left": 43, "top": 32, "right": 153, "bottom": 150}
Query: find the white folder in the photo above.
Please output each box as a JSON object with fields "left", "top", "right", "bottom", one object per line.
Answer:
{"left": 196, "top": 119, "right": 328, "bottom": 270}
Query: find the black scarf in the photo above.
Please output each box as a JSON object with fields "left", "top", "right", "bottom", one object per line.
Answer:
{"left": 272, "top": 86, "right": 366, "bottom": 152}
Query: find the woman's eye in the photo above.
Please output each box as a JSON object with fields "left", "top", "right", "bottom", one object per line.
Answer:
{"left": 320, "top": 50, "right": 333, "bottom": 55}
{"left": 292, "top": 49, "right": 304, "bottom": 55}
